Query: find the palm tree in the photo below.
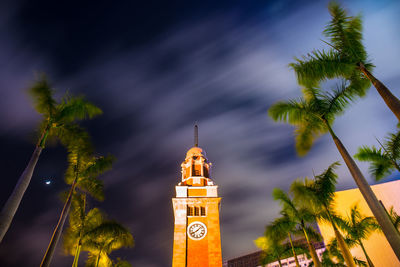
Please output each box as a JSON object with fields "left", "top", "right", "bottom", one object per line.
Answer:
{"left": 290, "top": 2, "right": 400, "bottom": 121}
{"left": 272, "top": 188, "right": 322, "bottom": 267}
{"left": 267, "top": 212, "right": 302, "bottom": 267}
{"left": 83, "top": 221, "right": 134, "bottom": 267}
{"left": 112, "top": 258, "right": 131, "bottom": 267}
{"left": 254, "top": 236, "right": 286, "bottom": 267}
{"left": 0, "top": 75, "right": 102, "bottom": 243}
{"left": 326, "top": 238, "right": 367, "bottom": 267}
{"left": 269, "top": 85, "right": 400, "bottom": 260}
{"left": 291, "top": 162, "right": 356, "bottom": 267}
{"left": 40, "top": 143, "right": 114, "bottom": 267}
{"left": 320, "top": 249, "right": 346, "bottom": 267}
{"left": 63, "top": 193, "right": 104, "bottom": 267}
{"left": 354, "top": 129, "right": 400, "bottom": 181}
{"left": 335, "top": 204, "right": 379, "bottom": 267}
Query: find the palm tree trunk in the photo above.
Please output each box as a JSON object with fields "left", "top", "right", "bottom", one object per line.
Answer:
{"left": 359, "top": 63, "right": 400, "bottom": 122}
{"left": 302, "top": 227, "right": 321, "bottom": 267}
{"left": 40, "top": 179, "right": 78, "bottom": 267}
{"left": 276, "top": 255, "right": 283, "bottom": 267}
{"left": 72, "top": 243, "right": 82, "bottom": 267}
{"left": 333, "top": 225, "right": 356, "bottom": 267}
{"left": 72, "top": 195, "right": 86, "bottom": 267}
{"left": 96, "top": 249, "right": 102, "bottom": 267}
{"left": 0, "top": 145, "right": 43, "bottom": 243}
{"left": 288, "top": 233, "right": 300, "bottom": 267}
{"left": 325, "top": 122, "right": 400, "bottom": 261}
{"left": 325, "top": 207, "right": 356, "bottom": 267}
{"left": 359, "top": 239, "right": 374, "bottom": 267}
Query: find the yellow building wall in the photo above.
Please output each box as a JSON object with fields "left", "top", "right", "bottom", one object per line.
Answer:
{"left": 317, "top": 180, "right": 400, "bottom": 267}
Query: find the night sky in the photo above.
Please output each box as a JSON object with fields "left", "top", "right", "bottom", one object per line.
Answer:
{"left": 0, "top": 0, "right": 400, "bottom": 266}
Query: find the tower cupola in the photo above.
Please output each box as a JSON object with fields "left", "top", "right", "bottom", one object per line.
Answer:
{"left": 179, "top": 125, "right": 214, "bottom": 186}
{"left": 180, "top": 146, "right": 213, "bottom": 186}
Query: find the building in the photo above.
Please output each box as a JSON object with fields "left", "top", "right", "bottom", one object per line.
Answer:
{"left": 172, "top": 126, "right": 223, "bottom": 266}
{"left": 225, "top": 241, "right": 325, "bottom": 267}
{"left": 317, "top": 179, "right": 400, "bottom": 266}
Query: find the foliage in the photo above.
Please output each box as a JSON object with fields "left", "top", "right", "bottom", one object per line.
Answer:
{"left": 354, "top": 129, "right": 400, "bottom": 181}
{"left": 289, "top": 2, "right": 372, "bottom": 97}
{"left": 388, "top": 206, "right": 400, "bottom": 231}
{"left": 269, "top": 85, "right": 354, "bottom": 156}
{"left": 326, "top": 238, "right": 367, "bottom": 267}
{"left": 63, "top": 193, "right": 104, "bottom": 255}
{"left": 29, "top": 74, "right": 102, "bottom": 148}
{"left": 272, "top": 188, "right": 317, "bottom": 230}
{"left": 335, "top": 204, "right": 379, "bottom": 245}
{"left": 83, "top": 221, "right": 134, "bottom": 267}
{"left": 291, "top": 162, "right": 340, "bottom": 215}
{"left": 65, "top": 146, "right": 115, "bottom": 201}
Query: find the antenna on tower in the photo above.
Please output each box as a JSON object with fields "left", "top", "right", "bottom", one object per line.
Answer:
{"left": 194, "top": 124, "right": 198, "bottom": 147}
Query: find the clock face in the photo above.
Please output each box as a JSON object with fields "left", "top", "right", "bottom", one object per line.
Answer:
{"left": 187, "top": 221, "right": 207, "bottom": 240}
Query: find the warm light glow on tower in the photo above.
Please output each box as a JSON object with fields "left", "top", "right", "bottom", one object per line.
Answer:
{"left": 172, "top": 126, "right": 222, "bottom": 266}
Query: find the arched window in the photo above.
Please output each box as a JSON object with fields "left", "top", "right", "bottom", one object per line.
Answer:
{"left": 194, "top": 207, "right": 200, "bottom": 216}
{"left": 201, "top": 207, "right": 206, "bottom": 216}
{"left": 187, "top": 206, "right": 193, "bottom": 216}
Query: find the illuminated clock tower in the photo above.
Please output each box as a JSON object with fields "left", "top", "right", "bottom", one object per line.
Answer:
{"left": 172, "top": 126, "right": 222, "bottom": 267}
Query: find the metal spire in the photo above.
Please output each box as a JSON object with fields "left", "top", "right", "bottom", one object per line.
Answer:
{"left": 194, "top": 124, "right": 198, "bottom": 147}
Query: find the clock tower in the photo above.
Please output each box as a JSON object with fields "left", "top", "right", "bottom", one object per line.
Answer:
{"left": 172, "top": 126, "right": 222, "bottom": 267}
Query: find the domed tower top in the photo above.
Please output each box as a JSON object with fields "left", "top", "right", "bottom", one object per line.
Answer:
{"left": 179, "top": 125, "right": 214, "bottom": 186}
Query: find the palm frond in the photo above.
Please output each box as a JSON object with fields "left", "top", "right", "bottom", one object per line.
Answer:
{"left": 290, "top": 49, "right": 353, "bottom": 87}
{"left": 324, "top": 2, "right": 367, "bottom": 63}
{"left": 313, "top": 161, "right": 340, "bottom": 205}
{"left": 53, "top": 123, "right": 92, "bottom": 152}
{"left": 268, "top": 98, "right": 316, "bottom": 125}
{"left": 345, "top": 70, "right": 371, "bottom": 97}
{"left": 303, "top": 225, "right": 322, "bottom": 242}
{"left": 266, "top": 215, "right": 296, "bottom": 240}
{"left": 354, "top": 146, "right": 387, "bottom": 162}
{"left": 83, "top": 221, "right": 134, "bottom": 253}
{"left": 388, "top": 206, "right": 400, "bottom": 231}
{"left": 55, "top": 95, "right": 102, "bottom": 124}
{"left": 291, "top": 179, "right": 321, "bottom": 213}
{"left": 77, "top": 178, "right": 104, "bottom": 201}
{"left": 323, "top": 82, "right": 355, "bottom": 117}
{"left": 386, "top": 130, "right": 400, "bottom": 160}
{"left": 354, "top": 145, "right": 393, "bottom": 180}
{"left": 272, "top": 189, "right": 298, "bottom": 216}
{"left": 82, "top": 155, "right": 115, "bottom": 178}
{"left": 28, "top": 74, "right": 56, "bottom": 116}
{"left": 294, "top": 123, "right": 315, "bottom": 156}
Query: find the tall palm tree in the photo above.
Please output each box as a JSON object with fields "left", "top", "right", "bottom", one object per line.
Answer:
{"left": 291, "top": 162, "right": 356, "bottom": 267}
{"left": 40, "top": 143, "right": 114, "bottom": 267}
{"left": 63, "top": 193, "right": 104, "bottom": 267}
{"left": 267, "top": 212, "right": 302, "bottom": 267}
{"left": 269, "top": 85, "right": 400, "bottom": 260}
{"left": 335, "top": 204, "right": 379, "bottom": 267}
{"left": 0, "top": 75, "right": 102, "bottom": 243}
{"left": 272, "top": 188, "right": 322, "bottom": 267}
{"left": 290, "top": 2, "right": 400, "bottom": 121}
{"left": 83, "top": 221, "right": 134, "bottom": 267}
{"left": 354, "top": 129, "right": 400, "bottom": 181}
